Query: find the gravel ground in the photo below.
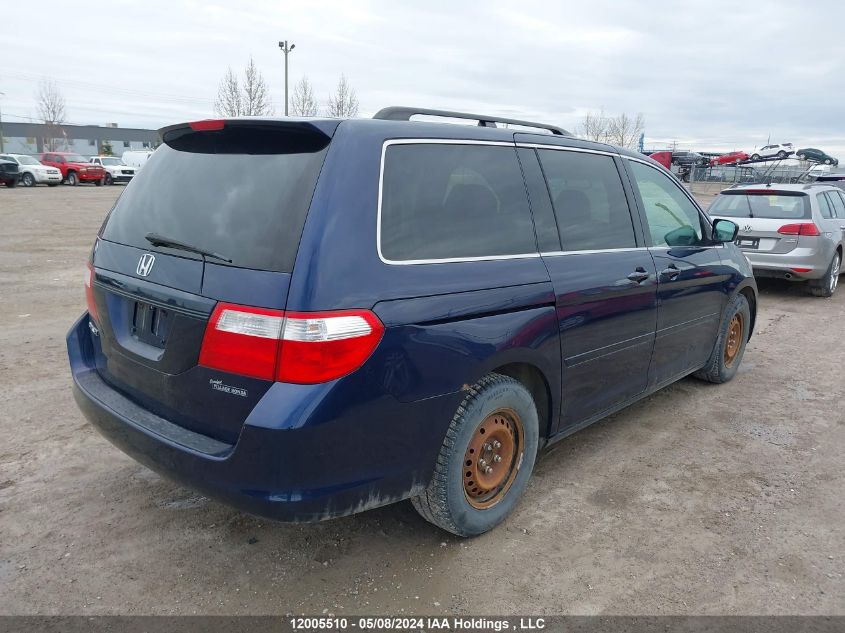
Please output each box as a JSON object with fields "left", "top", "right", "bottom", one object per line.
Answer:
{"left": 0, "top": 185, "right": 842, "bottom": 615}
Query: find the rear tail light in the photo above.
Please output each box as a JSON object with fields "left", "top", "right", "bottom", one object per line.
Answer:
{"left": 278, "top": 311, "right": 384, "bottom": 384}
{"left": 790, "top": 267, "right": 812, "bottom": 273}
{"left": 85, "top": 263, "right": 99, "bottom": 323}
{"left": 777, "top": 223, "right": 821, "bottom": 236}
{"left": 199, "top": 303, "right": 384, "bottom": 384}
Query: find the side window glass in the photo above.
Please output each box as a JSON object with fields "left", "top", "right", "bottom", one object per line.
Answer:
{"left": 817, "top": 193, "right": 833, "bottom": 219}
{"left": 823, "top": 191, "right": 844, "bottom": 219}
{"left": 380, "top": 144, "right": 537, "bottom": 261}
{"left": 629, "top": 161, "right": 704, "bottom": 247}
{"left": 516, "top": 148, "right": 560, "bottom": 252}
{"left": 536, "top": 150, "right": 636, "bottom": 251}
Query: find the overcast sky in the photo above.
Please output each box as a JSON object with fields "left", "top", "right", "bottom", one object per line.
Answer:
{"left": 4, "top": 0, "right": 845, "bottom": 154}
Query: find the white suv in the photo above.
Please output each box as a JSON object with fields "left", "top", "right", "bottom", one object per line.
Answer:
{"left": 0, "top": 154, "right": 62, "bottom": 187}
{"left": 750, "top": 143, "right": 794, "bottom": 161}
{"left": 89, "top": 156, "right": 136, "bottom": 185}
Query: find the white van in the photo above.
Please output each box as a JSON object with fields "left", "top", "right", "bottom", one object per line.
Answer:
{"left": 121, "top": 150, "right": 155, "bottom": 170}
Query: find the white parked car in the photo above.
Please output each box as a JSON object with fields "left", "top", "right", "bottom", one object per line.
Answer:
{"left": 0, "top": 153, "right": 62, "bottom": 187}
{"left": 120, "top": 150, "right": 155, "bottom": 170}
{"left": 89, "top": 156, "right": 136, "bottom": 185}
{"left": 749, "top": 143, "right": 794, "bottom": 161}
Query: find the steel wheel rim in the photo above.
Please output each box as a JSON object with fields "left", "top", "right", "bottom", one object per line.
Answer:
{"left": 463, "top": 408, "right": 524, "bottom": 509}
{"left": 724, "top": 314, "right": 743, "bottom": 368}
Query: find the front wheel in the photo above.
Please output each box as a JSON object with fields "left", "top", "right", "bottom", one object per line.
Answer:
{"left": 411, "top": 373, "right": 539, "bottom": 537}
{"left": 21, "top": 172, "right": 36, "bottom": 187}
{"left": 777, "top": 151, "right": 787, "bottom": 159}
{"left": 693, "top": 294, "right": 751, "bottom": 384}
{"left": 808, "top": 252, "right": 841, "bottom": 298}
{"left": 104, "top": 173, "right": 113, "bottom": 185}
{"left": 5, "top": 180, "right": 17, "bottom": 188}
{"left": 95, "top": 178, "right": 103, "bottom": 187}
{"left": 66, "top": 172, "right": 78, "bottom": 186}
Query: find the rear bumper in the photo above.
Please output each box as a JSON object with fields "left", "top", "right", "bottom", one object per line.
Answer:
{"left": 743, "top": 247, "right": 830, "bottom": 280}
{"left": 67, "top": 314, "right": 458, "bottom": 522}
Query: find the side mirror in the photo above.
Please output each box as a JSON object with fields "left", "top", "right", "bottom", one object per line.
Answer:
{"left": 712, "top": 218, "right": 739, "bottom": 243}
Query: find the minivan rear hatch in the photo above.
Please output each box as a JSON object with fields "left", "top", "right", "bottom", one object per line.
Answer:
{"left": 708, "top": 189, "right": 811, "bottom": 254}
{"left": 88, "top": 119, "right": 336, "bottom": 443}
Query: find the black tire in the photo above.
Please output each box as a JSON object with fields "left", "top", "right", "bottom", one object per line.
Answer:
{"left": 66, "top": 171, "right": 78, "bottom": 186}
{"left": 104, "top": 173, "right": 113, "bottom": 185}
{"left": 693, "top": 294, "right": 751, "bottom": 384}
{"left": 808, "top": 252, "right": 841, "bottom": 298}
{"left": 798, "top": 154, "right": 805, "bottom": 160}
{"left": 411, "top": 373, "right": 539, "bottom": 537}
{"left": 47, "top": 183, "right": 59, "bottom": 187}
{"left": 5, "top": 180, "right": 17, "bottom": 188}
{"left": 824, "top": 159, "right": 832, "bottom": 165}
{"left": 95, "top": 178, "right": 103, "bottom": 187}
{"left": 21, "top": 172, "right": 36, "bottom": 187}
{"left": 776, "top": 150, "right": 787, "bottom": 159}
{"left": 751, "top": 153, "right": 761, "bottom": 161}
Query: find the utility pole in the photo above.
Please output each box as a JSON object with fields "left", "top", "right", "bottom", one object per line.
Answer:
{"left": 0, "top": 92, "right": 5, "bottom": 153}
{"left": 278, "top": 40, "right": 295, "bottom": 116}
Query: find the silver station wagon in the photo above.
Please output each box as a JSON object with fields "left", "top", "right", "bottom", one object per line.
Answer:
{"left": 709, "top": 183, "right": 845, "bottom": 297}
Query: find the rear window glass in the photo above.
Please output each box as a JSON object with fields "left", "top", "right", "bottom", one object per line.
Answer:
{"left": 379, "top": 144, "right": 536, "bottom": 261}
{"left": 709, "top": 192, "right": 810, "bottom": 219}
{"left": 101, "top": 142, "right": 328, "bottom": 272}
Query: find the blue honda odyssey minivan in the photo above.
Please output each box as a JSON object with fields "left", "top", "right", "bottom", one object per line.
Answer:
{"left": 68, "top": 107, "right": 757, "bottom": 536}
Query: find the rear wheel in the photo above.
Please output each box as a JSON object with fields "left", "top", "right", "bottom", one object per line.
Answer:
{"left": 66, "top": 171, "right": 78, "bottom": 186}
{"left": 693, "top": 294, "right": 751, "bottom": 384}
{"left": 21, "top": 172, "right": 36, "bottom": 187}
{"left": 411, "top": 373, "right": 539, "bottom": 537}
{"left": 808, "top": 252, "right": 841, "bottom": 297}
{"left": 824, "top": 158, "right": 832, "bottom": 165}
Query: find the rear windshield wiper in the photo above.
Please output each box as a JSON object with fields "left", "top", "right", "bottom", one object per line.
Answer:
{"left": 145, "top": 232, "right": 232, "bottom": 263}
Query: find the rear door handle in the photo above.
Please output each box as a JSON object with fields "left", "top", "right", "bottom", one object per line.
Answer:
{"left": 660, "top": 264, "right": 681, "bottom": 279}
{"left": 627, "top": 268, "right": 650, "bottom": 283}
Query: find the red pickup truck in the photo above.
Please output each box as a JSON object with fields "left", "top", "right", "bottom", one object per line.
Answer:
{"left": 40, "top": 152, "right": 106, "bottom": 186}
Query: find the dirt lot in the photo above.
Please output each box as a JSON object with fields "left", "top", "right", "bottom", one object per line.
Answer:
{"left": 0, "top": 185, "right": 843, "bottom": 616}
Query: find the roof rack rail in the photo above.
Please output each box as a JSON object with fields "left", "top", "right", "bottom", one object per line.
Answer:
{"left": 372, "top": 106, "right": 571, "bottom": 136}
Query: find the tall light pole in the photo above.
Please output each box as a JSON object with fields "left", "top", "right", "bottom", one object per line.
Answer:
{"left": 0, "top": 92, "right": 5, "bottom": 153}
{"left": 278, "top": 40, "right": 295, "bottom": 116}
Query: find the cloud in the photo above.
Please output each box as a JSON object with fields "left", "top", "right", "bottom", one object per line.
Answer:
{"left": 3, "top": 0, "right": 844, "bottom": 156}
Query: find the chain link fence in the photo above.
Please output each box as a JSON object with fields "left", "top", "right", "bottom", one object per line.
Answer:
{"left": 685, "top": 163, "right": 813, "bottom": 197}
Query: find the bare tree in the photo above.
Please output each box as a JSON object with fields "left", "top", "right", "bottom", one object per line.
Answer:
{"left": 214, "top": 67, "right": 242, "bottom": 117}
{"left": 577, "top": 108, "right": 609, "bottom": 143}
{"left": 607, "top": 112, "right": 645, "bottom": 150}
{"left": 326, "top": 74, "right": 359, "bottom": 118}
{"left": 36, "top": 79, "right": 68, "bottom": 151}
{"left": 290, "top": 76, "right": 319, "bottom": 117}
{"left": 242, "top": 57, "right": 274, "bottom": 116}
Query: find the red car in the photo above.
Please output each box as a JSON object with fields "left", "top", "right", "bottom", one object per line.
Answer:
{"left": 40, "top": 152, "right": 106, "bottom": 186}
{"left": 710, "top": 151, "right": 749, "bottom": 166}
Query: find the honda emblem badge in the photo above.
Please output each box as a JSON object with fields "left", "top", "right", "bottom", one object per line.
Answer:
{"left": 136, "top": 253, "right": 156, "bottom": 277}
